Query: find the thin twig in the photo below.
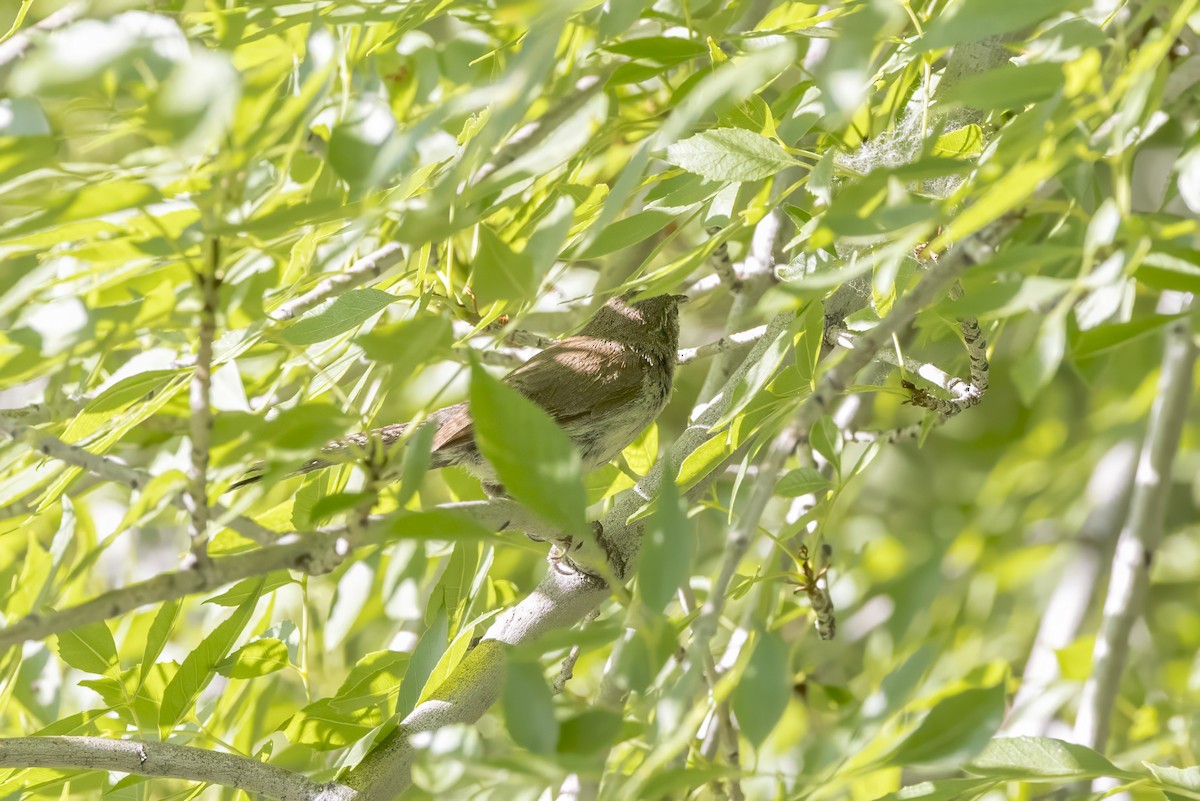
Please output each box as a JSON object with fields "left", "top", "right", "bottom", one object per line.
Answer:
{"left": 833, "top": 314, "right": 989, "bottom": 444}
{"left": 677, "top": 325, "right": 768, "bottom": 365}
{"left": 705, "top": 226, "right": 743, "bottom": 291}
{"left": 551, "top": 608, "right": 601, "bottom": 695}
{"left": 1073, "top": 294, "right": 1196, "bottom": 754}
{"left": 270, "top": 243, "right": 405, "bottom": 323}
{"left": 696, "top": 211, "right": 782, "bottom": 403}
{"left": 183, "top": 238, "right": 220, "bottom": 568}
{"left": 0, "top": 1, "right": 83, "bottom": 70}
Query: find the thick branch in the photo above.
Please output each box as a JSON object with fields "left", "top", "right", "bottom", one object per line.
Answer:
{"left": 0, "top": 500, "right": 547, "bottom": 653}
{"left": 1073, "top": 295, "right": 1196, "bottom": 752}
{"left": 1004, "top": 441, "right": 1138, "bottom": 737}
{"left": 0, "top": 737, "right": 353, "bottom": 801}
{"left": 0, "top": 532, "right": 350, "bottom": 654}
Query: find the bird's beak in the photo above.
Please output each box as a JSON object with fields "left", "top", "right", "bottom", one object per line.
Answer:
{"left": 672, "top": 294, "right": 691, "bottom": 304}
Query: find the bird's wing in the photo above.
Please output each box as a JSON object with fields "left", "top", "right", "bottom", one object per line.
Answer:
{"left": 432, "top": 337, "right": 646, "bottom": 452}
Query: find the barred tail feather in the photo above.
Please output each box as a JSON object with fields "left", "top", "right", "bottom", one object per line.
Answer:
{"left": 227, "top": 422, "right": 411, "bottom": 491}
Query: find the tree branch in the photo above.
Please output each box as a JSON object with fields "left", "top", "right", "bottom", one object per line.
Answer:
{"left": 0, "top": 737, "right": 354, "bottom": 801}
{"left": 182, "top": 238, "right": 220, "bottom": 568}
{"left": 677, "top": 325, "right": 768, "bottom": 365}
{"left": 0, "top": 416, "right": 280, "bottom": 545}
{"left": 1004, "top": 440, "right": 1138, "bottom": 737}
{"left": 0, "top": 1, "right": 83, "bottom": 71}
{"left": 696, "top": 211, "right": 781, "bottom": 403}
{"left": 269, "top": 244, "right": 405, "bottom": 323}
{"left": 1072, "top": 294, "right": 1196, "bottom": 754}
{"left": 0, "top": 499, "right": 549, "bottom": 653}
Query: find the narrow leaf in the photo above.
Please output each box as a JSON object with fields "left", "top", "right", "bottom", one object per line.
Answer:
{"left": 469, "top": 360, "right": 588, "bottom": 533}
{"left": 159, "top": 579, "right": 264, "bottom": 734}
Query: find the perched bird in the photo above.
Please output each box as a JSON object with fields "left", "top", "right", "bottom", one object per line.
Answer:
{"left": 231, "top": 292, "right": 687, "bottom": 490}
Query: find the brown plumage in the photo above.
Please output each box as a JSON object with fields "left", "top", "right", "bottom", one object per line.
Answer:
{"left": 231, "top": 293, "right": 686, "bottom": 490}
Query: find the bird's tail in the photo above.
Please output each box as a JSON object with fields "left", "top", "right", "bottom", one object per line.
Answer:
{"left": 227, "top": 422, "right": 411, "bottom": 491}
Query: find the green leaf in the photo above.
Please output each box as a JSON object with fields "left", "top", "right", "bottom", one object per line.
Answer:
{"left": 941, "top": 63, "right": 1065, "bottom": 110}
{"left": 932, "top": 125, "right": 984, "bottom": 158}
{"left": 1013, "top": 313, "right": 1066, "bottom": 404}
{"left": 918, "top": 0, "right": 1081, "bottom": 50}
{"left": 777, "top": 467, "right": 832, "bottom": 497}
{"left": 0, "top": 181, "right": 162, "bottom": 241}
{"left": 1146, "top": 764, "right": 1200, "bottom": 794}
{"left": 396, "top": 606, "right": 449, "bottom": 719}
{"left": 217, "top": 638, "right": 290, "bottom": 679}
{"left": 622, "top": 423, "right": 658, "bottom": 476}
{"left": 327, "top": 96, "right": 397, "bottom": 187}
{"left": 440, "top": 542, "right": 480, "bottom": 633}
{"left": 468, "top": 360, "right": 588, "bottom": 533}
{"left": 731, "top": 630, "right": 791, "bottom": 748}
{"left": 872, "top": 778, "right": 999, "bottom": 801}
{"left": 676, "top": 434, "right": 735, "bottom": 492}
{"left": 356, "top": 313, "right": 452, "bottom": 371}
{"left": 139, "top": 599, "right": 182, "bottom": 685}
{"left": 887, "top": 683, "right": 1007, "bottom": 767}
{"left": 62, "top": 370, "right": 177, "bottom": 443}
{"left": 809, "top": 417, "right": 842, "bottom": 470}
{"left": 329, "top": 650, "right": 410, "bottom": 713}
{"left": 637, "top": 471, "right": 693, "bottom": 613}
{"left": 307, "top": 491, "right": 377, "bottom": 524}
{"left": 603, "top": 37, "right": 707, "bottom": 65}
{"left": 642, "top": 766, "right": 744, "bottom": 799}
{"left": 1136, "top": 249, "right": 1200, "bottom": 293}
{"left": 281, "top": 289, "right": 396, "bottom": 346}
{"left": 713, "top": 315, "right": 794, "bottom": 428}
{"left": 967, "top": 737, "right": 1125, "bottom": 780}
{"left": 284, "top": 698, "right": 381, "bottom": 750}
{"left": 385, "top": 509, "right": 502, "bottom": 542}
{"left": 204, "top": 573, "right": 295, "bottom": 606}
{"left": 397, "top": 419, "right": 438, "bottom": 507}
{"left": 525, "top": 195, "right": 575, "bottom": 275}
{"left": 1073, "top": 313, "right": 1190, "bottom": 359}
{"left": 472, "top": 224, "right": 537, "bottom": 305}
{"left": 571, "top": 209, "right": 676, "bottom": 260}
{"left": 793, "top": 301, "right": 824, "bottom": 390}
{"left": 503, "top": 658, "right": 559, "bottom": 754}
{"left": 54, "top": 621, "right": 118, "bottom": 677}
{"left": 258, "top": 403, "right": 353, "bottom": 453}
{"left": 665, "top": 128, "right": 795, "bottom": 181}
{"left": 557, "top": 709, "right": 625, "bottom": 754}
{"left": 159, "top": 579, "right": 264, "bottom": 734}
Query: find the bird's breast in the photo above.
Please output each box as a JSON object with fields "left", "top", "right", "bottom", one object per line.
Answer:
{"left": 573, "top": 355, "right": 674, "bottom": 472}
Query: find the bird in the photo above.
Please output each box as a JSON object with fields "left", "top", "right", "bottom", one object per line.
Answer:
{"left": 230, "top": 292, "right": 688, "bottom": 491}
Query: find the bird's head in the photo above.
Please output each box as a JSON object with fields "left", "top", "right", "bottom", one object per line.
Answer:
{"left": 581, "top": 292, "right": 688, "bottom": 354}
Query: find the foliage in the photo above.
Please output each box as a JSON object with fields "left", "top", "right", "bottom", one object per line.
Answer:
{"left": 1, "top": 0, "right": 1198, "bottom": 800}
